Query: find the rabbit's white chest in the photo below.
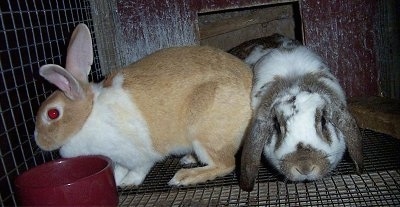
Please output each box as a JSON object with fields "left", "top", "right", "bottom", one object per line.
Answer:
{"left": 60, "top": 76, "right": 162, "bottom": 169}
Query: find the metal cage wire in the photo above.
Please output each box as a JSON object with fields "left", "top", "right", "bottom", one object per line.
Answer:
{"left": 0, "top": 0, "right": 102, "bottom": 206}
{"left": 117, "top": 129, "right": 400, "bottom": 206}
{"left": 1, "top": 0, "right": 400, "bottom": 206}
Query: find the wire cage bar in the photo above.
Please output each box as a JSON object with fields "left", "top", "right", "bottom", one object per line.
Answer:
{"left": 117, "top": 129, "right": 400, "bottom": 206}
{"left": 0, "top": 0, "right": 102, "bottom": 206}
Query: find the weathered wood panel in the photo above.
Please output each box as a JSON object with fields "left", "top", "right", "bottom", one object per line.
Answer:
{"left": 301, "top": 0, "right": 379, "bottom": 98}
{"left": 376, "top": 0, "right": 400, "bottom": 99}
{"left": 194, "top": 0, "right": 298, "bottom": 12}
{"left": 110, "top": 0, "right": 379, "bottom": 98}
{"left": 115, "top": 0, "right": 197, "bottom": 67}
{"left": 90, "top": 0, "right": 120, "bottom": 74}
{"left": 199, "top": 7, "right": 293, "bottom": 40}
{"left": 349, "top": 96, "right": 400, "bottom": 139}
{"left": 199, "top": 4, "right": 296, "bottom": 50}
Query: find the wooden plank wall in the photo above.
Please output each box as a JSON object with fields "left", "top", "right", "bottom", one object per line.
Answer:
{"left": 375, "top": 0, "right": 400, "bottom": 99}
{"left": 94, "top": 0, "right": 379, "bottom": 98}
{"left": 198, "top": 4, "right": 297, "bottom": 50}
{"left": 301, "top": 0, "right": 379, "bottom": 98}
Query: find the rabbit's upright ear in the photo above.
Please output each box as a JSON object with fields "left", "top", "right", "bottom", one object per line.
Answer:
{"left": 39, "top": 64, "right": 85, "bottom": 100}
{"left": 65, "top": 23, "right": 93, "bottom": 83}
{"left": 240, "top": 111, "right": 274, "bottom": 192}
{"left": 38, "top": 24, "right": 92, "bottom": 101}
{"left": 332, "top": 104, "right": 364, "bottom": 174}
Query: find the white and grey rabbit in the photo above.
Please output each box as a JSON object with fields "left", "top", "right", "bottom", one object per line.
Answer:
{"left": 34, "top": 24, "right": 253, "bottom": 187}
{"left": 231, "top": 34, "right": 363, "bottom": 191}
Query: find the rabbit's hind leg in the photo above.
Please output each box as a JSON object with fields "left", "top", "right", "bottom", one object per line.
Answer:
{"left": 168, "top": 142, "right": 236, "bottom": 186}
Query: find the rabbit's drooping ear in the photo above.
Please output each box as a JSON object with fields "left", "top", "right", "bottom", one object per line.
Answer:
{"left": 65, "top": 23, "right": 93, "bottom": 82}
{"left": 241, "top": 78, "right": 288, "bottom": 192}
{"left": 240, "top": 116, "right": 273, "bottom": 192}
{"left": 39, "top": 64, "right": 85, "bottom": 100}
{"left": 332, "top": 105, "right": 364, "bottom": 173}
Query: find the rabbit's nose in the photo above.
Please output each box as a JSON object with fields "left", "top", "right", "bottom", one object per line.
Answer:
{"left": 293, "top": 164, "right": 320, "bottom": 176}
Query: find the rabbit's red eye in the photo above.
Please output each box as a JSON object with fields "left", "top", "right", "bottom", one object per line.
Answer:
{"left": 47, "top": 108, "right": 60, "bottom": 120}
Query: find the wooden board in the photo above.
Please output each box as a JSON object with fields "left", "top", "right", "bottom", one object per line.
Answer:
{"left": 349, "top": 97, "right": 400, "bottom": 139}
{"left": 199, "top": 4, "right": 296, "bottom": 50}
{"left": 93, "top": 0, "right": 380, "bottom": 98}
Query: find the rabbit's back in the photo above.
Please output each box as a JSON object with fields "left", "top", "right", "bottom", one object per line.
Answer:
{"left": 119, "top": 46, "right": 253, "bottom": 154}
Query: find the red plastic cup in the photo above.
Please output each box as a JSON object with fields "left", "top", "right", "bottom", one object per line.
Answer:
{"left": 14, "top": 155, "right": 118, "bottom": 206}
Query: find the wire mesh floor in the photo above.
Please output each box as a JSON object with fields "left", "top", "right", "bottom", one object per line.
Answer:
{"left": 118, "top": 129, "right": 400, "bottom": 206}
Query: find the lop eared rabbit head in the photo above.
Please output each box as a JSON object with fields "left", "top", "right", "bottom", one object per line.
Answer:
{"left": 35, "top": 24, "right": 253, "bottom": 187}
{"left": 239, "top": 34, "right": 363, "bottom": 192}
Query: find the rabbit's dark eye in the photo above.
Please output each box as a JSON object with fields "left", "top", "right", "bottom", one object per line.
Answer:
{"left": 321, "top": 116, "right": 326, "bottom": 129}
{"left": 47, "top": 108, "right": 60, "bottom": 120}
{"left": 316, "top": 109, "right": 332, "bottom": 145}
{"left": 274, "top": 116, "right": 281, "bottom": 134}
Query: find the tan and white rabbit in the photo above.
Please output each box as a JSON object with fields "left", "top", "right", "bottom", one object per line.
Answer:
{"left": 34, "top": 24, "right": 252, "bottom": 187}
{"left": 234, "top": 34, "right": 363, "bottom": 191}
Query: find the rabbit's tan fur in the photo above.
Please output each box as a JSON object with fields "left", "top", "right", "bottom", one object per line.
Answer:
{"left": 34, "top": 24, "right": 252, "bottom": 187}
